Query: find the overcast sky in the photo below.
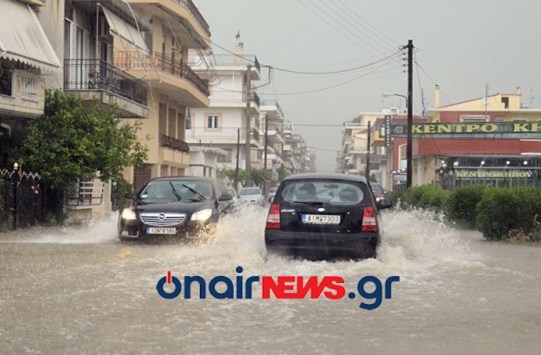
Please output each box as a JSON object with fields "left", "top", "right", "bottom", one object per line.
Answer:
{"left": 195, "top": 0, "right": 541, "bottom": 172}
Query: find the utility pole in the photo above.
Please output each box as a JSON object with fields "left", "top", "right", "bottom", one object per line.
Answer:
{"left": 264, "top": 114, "right": 269, "bottom": 170}
{"left": 406, "top": 39, "right": 414, "bottom": 188}
{"left": 245, "top": 64, "right": 252, "bottom": 178}
{"left": 263, "top": 114, "right": 269, "bottom": 196}
{"left": 234, "top": 128, "right": 240, "bottom": 190}
{"left": 365, "top": 120, "right": 371, "bottom": 181}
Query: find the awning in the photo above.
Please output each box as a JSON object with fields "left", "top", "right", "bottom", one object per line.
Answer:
{"left": 0, "top": 1, "right": 60, "bottom": 71}
{"left": 101, "top": 7, "right": 148, "bottom": 52}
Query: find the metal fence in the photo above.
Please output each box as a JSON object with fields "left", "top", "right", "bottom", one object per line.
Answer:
{"left": 0, "top": 168, "right": 47, "bottom": 230}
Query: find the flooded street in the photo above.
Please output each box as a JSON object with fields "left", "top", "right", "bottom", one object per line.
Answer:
{"left": 1, "top": 206, "right": 541, "bottom": 354}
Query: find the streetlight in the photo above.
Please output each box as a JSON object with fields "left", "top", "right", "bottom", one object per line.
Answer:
{"left": 382, "top": 92, "right": 408, "bottom": 111}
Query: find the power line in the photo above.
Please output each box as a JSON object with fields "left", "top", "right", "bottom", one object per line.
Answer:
{"left": 333, "top": 0, "right": 400, "bottom": 49}
{"left": 210, "top": 56, "right": 402, "bottom": 96}
{"left": 305, "top": 0, "right": 391, "bottom": 56}
{"left": 312, "top": 0, "right": 396, "bottom": 54}
{"left": 210, "top": 39, "right": 404, "bottom": 75}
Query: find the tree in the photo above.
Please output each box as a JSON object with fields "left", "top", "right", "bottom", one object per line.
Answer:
{"left": 219, "top": 168, "right": 249, "bottom": 186}
{"left": 277, "top": 164, "right": 289, "bottom": 182}
{"left": 251, "top": 168, "right": 272, "bottom": 188}
{"left": 21, "top": 90, "right": 147, "bottom": 188}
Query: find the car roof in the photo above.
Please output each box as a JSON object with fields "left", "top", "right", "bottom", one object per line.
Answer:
{"left": 283, "top": 173, "right": 368, "bottom": 183}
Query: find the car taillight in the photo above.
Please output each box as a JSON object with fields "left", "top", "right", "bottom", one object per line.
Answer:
{"left": 361, "top": 206, "right": 378, "bottom": 232}
{"left": 266, "top": 203, "right": 281, "bottom": 229}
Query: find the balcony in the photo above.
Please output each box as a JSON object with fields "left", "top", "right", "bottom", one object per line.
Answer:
{"left": 64, "top": 59, "right": 148, "bottom": 118}
{"left": 160, "top": 134, "right": 190, "bottom": 153}
{"left": 173, "top": 0, "right": 210, "bottom": 36}
{"left": 204, "top": 54, "right": 261, "bottom": 80}
{"left": 0, "top": 69, "right": 45, "bottom": 118}
{"left": 115, "top": 51, "right": 209, "bottom": 107}
{"left": 252, "top": 92, "right": 261, "bottom": 107}
{"left": 128, "top": 0, "right": 210, "bottom": 45}
{"left": 159, "top": 134, "right": 190, "bottom": 166}
{"left": 261, "top": 100, "right": 284, "bottom": 119}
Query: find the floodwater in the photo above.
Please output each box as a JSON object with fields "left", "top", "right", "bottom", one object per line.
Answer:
{"left": 1, "top": 206, "right": 540, "bottom": 354}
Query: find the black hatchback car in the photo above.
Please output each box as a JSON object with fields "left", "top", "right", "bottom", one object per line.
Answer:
{"left": 265, "top": 173, "right": 390, "bottom": 259}
{"left": 119, "top": 176, "right": 233, "bottom": 241}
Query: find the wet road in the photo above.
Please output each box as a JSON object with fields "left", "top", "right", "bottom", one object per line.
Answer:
{"left": 1, "top": 206, "right": 541, "bottom": 354}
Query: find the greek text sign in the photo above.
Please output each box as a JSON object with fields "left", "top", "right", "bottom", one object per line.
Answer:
{"left": 455, "top": 169, "right": 535, "bottom": 179}
{"left": 391, "top": 121, "right": 541, "bottom": 138}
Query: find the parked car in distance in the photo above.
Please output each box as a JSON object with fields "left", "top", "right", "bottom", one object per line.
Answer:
{"left": 267, "top": 186, "right": 278, "bottom": 203}
{"left": 226, "top": 187, "right": 240, "bottom": 201}
{"left": 119, "top": 176, "right": 233, "bottom": 241}
{"left": 370, "top": 184, "right": 385, "bottom": 202}
{"left": 239, "top": 187, "right": 264, "bottom": 204}
{"left": 265, "top": 173, "right": 391, "bottom": 259}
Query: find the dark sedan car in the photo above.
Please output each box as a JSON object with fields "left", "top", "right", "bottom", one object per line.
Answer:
{"left": 265, "top": 173, "right": 391, "bottom": 259}
{"left": 119, "top": 176, "right": 233, "bottom": 241}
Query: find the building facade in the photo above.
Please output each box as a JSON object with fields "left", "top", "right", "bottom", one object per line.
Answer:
{"left": 117, "top": 0, "right": 212, "bottom": 191}
{"left": 186, "top": 38, "right": 261, "bottom": 173}
{"left": 0, "top": 0, "right": 61, "bottom": 151}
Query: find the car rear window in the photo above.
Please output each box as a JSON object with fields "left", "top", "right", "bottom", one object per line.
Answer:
{"left": 240, "top": 188, "right": 261, "bottom": 195}
{"left": 371, "top": 185, "right": 384, "bottom": 194}
{"left": 280, "top": 180, "right": 366, "bottom": 206}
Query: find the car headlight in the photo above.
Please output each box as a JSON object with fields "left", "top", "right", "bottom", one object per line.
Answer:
{"left": 376, "top": 197, "right": 383, "bottom": 202}
{"left": 121, "top": 208, "right": 136, "bottom": 220}
{"left": 191, "top": 209, "right": 213, "bottom": 221}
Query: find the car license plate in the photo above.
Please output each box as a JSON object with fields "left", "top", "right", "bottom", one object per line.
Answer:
{"left": 146, "top": 227, "right": 176, "bottom": 235}
{"left": 302, "top": 214, "right": 340, "bottom": 225}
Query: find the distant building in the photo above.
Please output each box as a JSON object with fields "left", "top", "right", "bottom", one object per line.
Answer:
{"left": 187, "top": 37, "right": 262, "bottom": 175}
{"left": 412, "top": 86, "right": 541, "bottom": 188}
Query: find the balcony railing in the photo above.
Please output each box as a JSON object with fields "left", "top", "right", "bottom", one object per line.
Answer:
{"left": 64, "top": 59, "right": 147, "bottom": 105}
{"left": 115, "top": 52, "right": 209, "bottom": 96}
{"left": 261, "top": 100, "right": 284, "bottom": 118}
{"left": 160, "top": 134, "right": 190, "bottom": 153}
{"left": 0, "top": 69, "right": 13, "bottom": 96}
{"left": 251, "top": 92, "right": 260, "bottom": 107}
{"left": 210, "top": 54, "right": 260, "bottom": 73}
{"left": 173, "top": 0, "right": 210, "bottom": 36}
{"left": 252, "top": 128, "right": 259, "bottom": 141}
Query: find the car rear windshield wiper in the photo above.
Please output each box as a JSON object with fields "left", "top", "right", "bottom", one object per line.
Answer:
{"left": 169, "top": 182, "right": 182, "bottom": 201}
{"left": 182, "top": 184, "right": 206, "bottom": 201}
{"left": 292, "top": 201, "right": 324, "bottom": 206}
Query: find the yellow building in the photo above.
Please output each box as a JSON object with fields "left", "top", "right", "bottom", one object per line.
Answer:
{"left": 117, "top": 0, "right": 211, "bottom": 190}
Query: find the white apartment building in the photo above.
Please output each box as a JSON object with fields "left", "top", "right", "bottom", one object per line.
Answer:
{"left": 186, "top": 38, "right": 261, "bottom": 173}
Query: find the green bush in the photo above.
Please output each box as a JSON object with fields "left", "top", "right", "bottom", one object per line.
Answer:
{"left": 444, "top": 184, "right": 488, "bottom": 228}
{"left": 400, "top": 185, "right": 449, "bottom": 211}
{"left": 476, "top": 187, "right": 541, "bottom": 240}
{"left": 385, "top": 189, "right": 405, "bottom": 206}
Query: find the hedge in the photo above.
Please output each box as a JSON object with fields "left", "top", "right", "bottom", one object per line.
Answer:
{"left": 475, "top": 187, "right": 541, "bottom": 240}
{"left": 390, "top": 184, "right": 541, "bottom": 241}
{"left": 443, "top": 184, "right": 488, "bottom": 229}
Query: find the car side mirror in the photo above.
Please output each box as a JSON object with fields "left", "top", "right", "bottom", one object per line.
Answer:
{"left": 125, "top": 192, "right": 137, "bottom": 200}
{"left": 219, "top": 193, "right": 233, "bottom": 201}
{"left": 376, "top": 199, "right": 392, "bottom": 210}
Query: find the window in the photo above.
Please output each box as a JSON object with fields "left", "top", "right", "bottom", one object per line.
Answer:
{"left": 501, "top": 96, "right": 509, "bottom": 109}
{"left": 207, "top": 115, "right": 220, "bottom": 129}
{"left": 280, "top": 180, "right": 366, "bottom": 206}
{"left": 185, "top": 118, "right": 192, "bottom": 130}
